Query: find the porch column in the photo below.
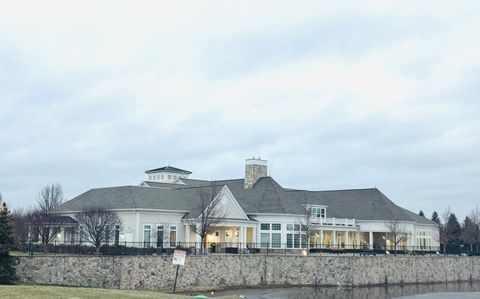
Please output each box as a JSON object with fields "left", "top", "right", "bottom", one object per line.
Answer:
{"left": 195, "top": 224, "right": 202, "bottom": 249}
{"left": 239, "top": 226, "right": 246, "bottom": 249}
{"left": 355, "top": 232, "right": 360, "bottom": 248}
{"left": 252, "top": 226, "right": 257, "bottom": 246}
{"left": 320, "top": 229, "right": 324, "bottom": 248}
{"left": 185, "top": 224, "right": 190, "bottom": 244}
{"left": 369, "top": 231, "right": 373, "bottom": 249}
{"left": 345, "top": 231, "right": 349, "bottom": 249}
{"left": 333, "top": 230, "right": 337, "bottom": 249}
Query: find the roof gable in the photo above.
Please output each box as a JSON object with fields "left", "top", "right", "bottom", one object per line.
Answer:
{"left": 216, "top": 186, "right": 249, "bottom": 220}
{"left": 145, "top": 166, "right": 192, "bottom": 174}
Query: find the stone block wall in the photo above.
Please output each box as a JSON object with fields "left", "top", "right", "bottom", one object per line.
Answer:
{"left": 16, "top": 255, "right": 480, "bottom": 291}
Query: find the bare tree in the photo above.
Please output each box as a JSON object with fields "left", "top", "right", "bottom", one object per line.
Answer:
{"left": 297, "top": 204, "right": 319, "bottom": 252}
{"left": 12, "top": 208, "right": 33, "bottom": 248}
{"left": 385, "top": 219, "right": 408, "bottom": 255}
{"left": 151, "top": 224, "right": 172, "bottom": 250}
{"left": 439, "top": 207, "right": 452, "bottom": 254}
{"left": 30, "top": 183, "right": 65, "bottom": 252}
{"left": 187, "top": 183, "right": 226, "bottom": 254}
{"left": 463, "top": 206, "right": 480, "bottom": 254}
{"left": 74, "top": 206, "right": 121, "bottom": 254}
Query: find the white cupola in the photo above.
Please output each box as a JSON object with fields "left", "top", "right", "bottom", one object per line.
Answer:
{"left": 145, "top": 166, "right": 192, "bottom": 184}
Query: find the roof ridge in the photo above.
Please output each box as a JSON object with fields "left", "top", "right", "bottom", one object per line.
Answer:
{"left": 286, "top": 187, "right": 379, "bottom": 193}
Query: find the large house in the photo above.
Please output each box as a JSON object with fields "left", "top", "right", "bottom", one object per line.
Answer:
{"left": 55, "top": 158, "right": 439, "bottom": 252}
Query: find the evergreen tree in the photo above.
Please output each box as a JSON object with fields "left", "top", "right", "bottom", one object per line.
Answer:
{"left": 419, "top": 210, "right": 425, "bottom": 217}
{"left": 445, "top": 213, "right": 462, "bottom": 246}
{"left": 0, "top": 195, "right": 16, "bottom": 284}
{"left": 431, "top": 211, "right": 441, "bottom": 225}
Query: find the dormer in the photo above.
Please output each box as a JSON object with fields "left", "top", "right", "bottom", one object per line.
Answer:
{"left": 145, "top": 166, "right": 192, "bottom": 184}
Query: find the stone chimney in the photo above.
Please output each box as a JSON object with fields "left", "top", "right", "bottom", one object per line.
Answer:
{"left": 244, "top": 157, "right": 268, "bottom": 189}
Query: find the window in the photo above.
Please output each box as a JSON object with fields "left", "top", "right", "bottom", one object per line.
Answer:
{"left": 260, "top": 223, "right": 270, "bottom": 230}
{"left": 143, "top": 225, "right": 151, "bottom": 247}
{"left": 168, "top": 175, "right": 172, "bottom": 180}
{"left": 301, "top": 234, "right": 307, "bottom": 248}
{"left": 294, "top": 224, "right": 300, "bottom": 231}
{"left": 173, "top": 175, "right": 177, "bottom": 180}
{"left": 260, "top": 233, "right": 270, "bottom": 248}
{"left": 311, "top": 207, "right": 326, "bottom": 218}
{"left": 157, "top": 225, "right": 164, "bottom": 248}
{"left": 287, "top": 234, "right": 293, "bottom": 248}
{"left": 161, "top": 175, "right": 164, "bottom": 179}
{"left": 114, "top": 225, "right": 120, "bottom": 246}
{"left": 294, "top": 234, "right": 300, "bottom": 248}
{"left": 169, "top": 225, "right": 176, "bottom": 247}
{"left": 272, "top": 224, "right": 281, "bottom": 231}
{"left": 287, "top": 224, "right": 293, "bottom": 231}
{"left": 271, "top": 233, "right": 281, "bottom": 248}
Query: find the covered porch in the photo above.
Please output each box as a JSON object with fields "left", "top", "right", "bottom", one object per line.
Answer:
{"left": 183, "top": 221, "right": 257, "bottom": 253}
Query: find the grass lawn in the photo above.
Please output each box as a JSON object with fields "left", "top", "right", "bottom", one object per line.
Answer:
{"left": 0, "top": 285, "right": 238, "bottom": 299}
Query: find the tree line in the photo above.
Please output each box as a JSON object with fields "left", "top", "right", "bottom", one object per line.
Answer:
{"left": 420, "top": 207, "right": 480, "bottom": 254}
{"left": 9, "top": 184, "right": 121, "bottom": 254}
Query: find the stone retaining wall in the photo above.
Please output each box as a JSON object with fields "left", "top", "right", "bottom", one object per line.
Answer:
{"left": 16, "top": 255, "right": 480, "bottom": 291}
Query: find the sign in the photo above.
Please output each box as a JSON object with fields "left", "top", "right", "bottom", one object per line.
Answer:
{"left": 172, "top": 249, "right": 186, "bottom": 266}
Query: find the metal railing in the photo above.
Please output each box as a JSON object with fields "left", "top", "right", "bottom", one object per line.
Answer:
{"left": 13, "top": 241, "right": 470, "bottom": 257}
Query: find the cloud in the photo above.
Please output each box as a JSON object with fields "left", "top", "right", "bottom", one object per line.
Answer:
{"left": 0, "top": 1, "right": 479, "bottom": 219}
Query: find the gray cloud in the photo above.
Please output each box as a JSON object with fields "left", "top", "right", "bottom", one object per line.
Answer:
{"left": 1, "top": 1, "right": 479, "bottom": 220}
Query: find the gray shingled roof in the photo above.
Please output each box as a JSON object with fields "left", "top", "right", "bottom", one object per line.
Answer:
{"left": 285, "top": 187, "right": 434, "bottom": 224}
{"left": 57, "top": 176, "right": 434, "bottom": 225}
{"left": 145, "top": 166, "right": 192, "bottom": 174}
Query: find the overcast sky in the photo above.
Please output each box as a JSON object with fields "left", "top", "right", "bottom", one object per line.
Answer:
{"left": 1, "top": 1, "right": 479, "bottom": 220}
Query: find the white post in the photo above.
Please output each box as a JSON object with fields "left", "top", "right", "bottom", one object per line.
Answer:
{"left": 239, "top": 226, "right": 245, "bottom": 249}
{"left": 185, "top": 224, "right": 190, "bottom": 243}
{"left": 195, "top": 224, "right": 202, "bottom": 249}
{"left": 333, "top": 230, "right": 337, "bottom": 249}
{"left": 320, "top": 229, "right": 324, "bottom": 248}
{"left": 345, "top": 231, "right": 349, "bottom": 249}
{"left": 369, "top": 231, "right": 373, "bottom": 250}
{"left": 356, "top": 232, "right": 360, "bottom": 248}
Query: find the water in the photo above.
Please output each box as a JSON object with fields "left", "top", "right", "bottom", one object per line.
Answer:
{"left": 207, "top": 281, "right": 480, "bottom": 299}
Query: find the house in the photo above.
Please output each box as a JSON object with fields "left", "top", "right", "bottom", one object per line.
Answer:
{"left": 54, "top": 158, "right": 440, "bottom": 252}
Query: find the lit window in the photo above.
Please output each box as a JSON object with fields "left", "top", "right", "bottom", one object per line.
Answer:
{"left": 169, "top": 225, "right": 176, "bottom": 246}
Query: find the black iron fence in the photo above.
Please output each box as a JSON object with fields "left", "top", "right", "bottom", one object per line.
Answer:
{"left": 13, "top": 241, "right": 474, "bottom": 257}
